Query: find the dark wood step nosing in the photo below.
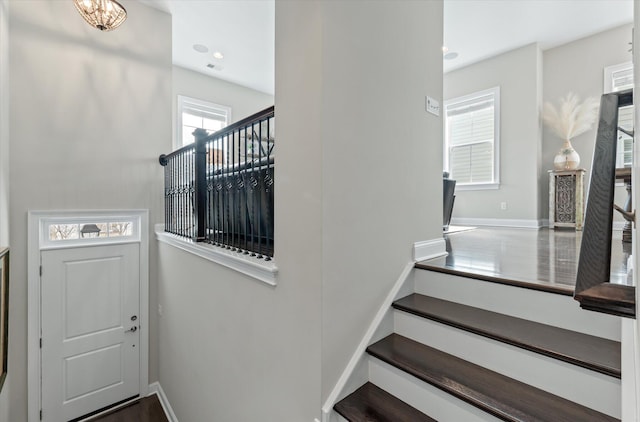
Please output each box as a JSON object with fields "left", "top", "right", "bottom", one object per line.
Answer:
{"left": 575, "top": 283, "right": 636, "bottom": 319}
{"left": 368, "top": 334, "right": 619, "bottom": 422}
{"left": 414, "top": 262, "right": 574, "bottom": 296}
{"left": 334, "top": 382, "right": 437, "bottom": 422}
{"left": 392, "top": 294, "right": 621, "bottom": 378}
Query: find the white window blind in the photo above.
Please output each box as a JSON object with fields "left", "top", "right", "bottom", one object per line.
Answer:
{"left": 177, "top": 95, "right": 231, "bottom": 147}
{"left": 444, "top": 87, "right": 500, "bottom": 187}
{"left": 618, "top": 105, "right": 633, "bottom": 167}
{"left": 604, "top": 62, "right": 633, "bottom": 168}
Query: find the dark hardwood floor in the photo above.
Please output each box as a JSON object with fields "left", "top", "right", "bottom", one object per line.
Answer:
{"left": 418, "top": 227, "right": 631, "bottom": 295}
{"left": 86, "top": 395, "right": 168, "bottom": 422}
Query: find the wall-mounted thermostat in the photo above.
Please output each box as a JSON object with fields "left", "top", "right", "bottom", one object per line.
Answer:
{"left": 426, "top": 96, "right": 440, "bottom": 116}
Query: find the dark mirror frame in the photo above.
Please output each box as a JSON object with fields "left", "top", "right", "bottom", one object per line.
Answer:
{"left": 0, "top": 247, "right": 8, "bottom": 392}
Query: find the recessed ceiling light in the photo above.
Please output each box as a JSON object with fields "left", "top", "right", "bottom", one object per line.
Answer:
{"left": 193, "top": 44, "right": 209, "bottom": 53}
{"left": 444, "top": 52, "right": 458, "bottom": 60}
{"left": 442, "top": 46, "right": 449, "bottom": 53}
{"left": 213, "top": 51, "right": 224, "bottom": 60}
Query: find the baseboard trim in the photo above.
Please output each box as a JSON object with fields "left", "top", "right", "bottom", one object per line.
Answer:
{"left": 413, "top": 238, "right": 447, "bottom": 262}
{"left": 149, "top": 382, "right": 179, "bottom": 422}
{"left": 321, "top": 261, "right": 415, "bottom": 422}
{"left": 451, "top": 217, "right": 542, "bottom": 229}
{"left": 77, "top": 397, "right": 141, "bottom": 422}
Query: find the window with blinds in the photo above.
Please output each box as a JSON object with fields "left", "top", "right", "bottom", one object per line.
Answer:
{"left": 444, "top": 87, "right": 500, "bottom": 188}
{"left": 177, "top": 95, "right": 231, "bottom": 147}
{"left": 604, "top": 62, "right": 633, "bottom": 168}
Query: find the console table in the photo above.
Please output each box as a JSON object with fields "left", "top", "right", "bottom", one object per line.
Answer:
{"left": 549, "top": 169, "right": 586, "bottom": 230}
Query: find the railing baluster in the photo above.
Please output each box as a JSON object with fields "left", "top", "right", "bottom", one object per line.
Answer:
{"left": 264, "top": 118, "right": 272, "bottom": 261}
{"left": 159, "top": 106, "right": 274, "bottom": 259}
{"left": 243, "top": 124, "right": 249, "bottom": 254}
{"left": 256, "top": 120, "right": 262, "bottom": 258}
{"left": 250, "top": 124, "right": 257, "bottom": 257}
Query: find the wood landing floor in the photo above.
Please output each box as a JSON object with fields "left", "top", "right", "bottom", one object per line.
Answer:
{"left": 418, "top": 227, "right": 631, "bottom": 295}
{"left": 87, "top": 395, "right": 168, "bottom": 422}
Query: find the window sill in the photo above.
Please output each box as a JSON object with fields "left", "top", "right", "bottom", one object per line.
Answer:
{"left": 154, "top": 224, "right": 278, "bottom": 286}
{"left": 455, "top": 182, "right": 500, "bottom": 191}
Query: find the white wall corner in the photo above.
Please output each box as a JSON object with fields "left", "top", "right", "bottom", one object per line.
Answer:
{"left": 621, "top": 319, "right": 638, "bottom": 422}
{"left": 413, "top": 238, "right": 447, "bottom": 262}
{"left": 148, "top": 382, "right": 179, "bottom": 422}
{"left": 321, "top": 262, "right": 415, "bottom": 422}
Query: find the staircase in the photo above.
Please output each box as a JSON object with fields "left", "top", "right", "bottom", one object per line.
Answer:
{"left": 333, "top": 266, "right": 622, "bottom": 421}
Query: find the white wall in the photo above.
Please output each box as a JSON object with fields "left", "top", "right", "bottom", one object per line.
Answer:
{"left": 172, "top": 66, "right": 273, "bottom": 147}
{"left": 445, "top": 43, "right": 542, "bottom": 222}
{"left": 8, "top": 1, "right": 172, "bottom": 420}
{"left": 157, "top": 2, "right": 324, "bottom": 420}
{"left": 0, "top": 0, "right": 9, "bottom": 419}
{"left": 157, "top": 1, "right": 443, "bottom": 420}
{"left": 444, "top": 24, "right": 632, "bottom": 224}
{"left": 320, "top": 0, "right": 443, "bottom": 401}
{"left": 0, "top": 0, "right": 8, "bottom": 247}
{"left": 542, "top": 24, "right": 633, "bottom": 220}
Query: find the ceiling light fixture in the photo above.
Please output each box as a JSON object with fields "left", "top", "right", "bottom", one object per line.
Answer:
{"left": 213, "top": 51, "right": 224, "bottom": 60}
{"left": 73, "top": 0, "right": 127, "bottom": 32}
{"left": 442, "top": 46, "right": 449, "bottom": 53}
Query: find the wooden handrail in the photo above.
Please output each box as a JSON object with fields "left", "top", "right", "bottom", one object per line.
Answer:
{"left": 574, "top": 89, "right": 635, "bottom": 318}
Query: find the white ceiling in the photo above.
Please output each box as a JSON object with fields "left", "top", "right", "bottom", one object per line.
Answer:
{"left": 137, "top": 0, "right": 633, "bottom": 94}
{"left": 137, "top": 0, "right": 274, "bottom": 95}
{"left": 444, "top": 0, "right": 634, "bottom": 73}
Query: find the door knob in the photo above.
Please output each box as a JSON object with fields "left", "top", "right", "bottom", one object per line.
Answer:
{"left": 125, "top": 326, "right": 138, "bottom": 333}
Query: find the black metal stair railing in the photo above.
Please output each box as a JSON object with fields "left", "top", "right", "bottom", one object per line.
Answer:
{"left": 574, "top": 90, "right": 635, "bottom": 318}
{"left": 160, "top": 143, "right": 196, "bottom": 239}
{"left": 159, "top": 106, "right": 275, "bottom": 260}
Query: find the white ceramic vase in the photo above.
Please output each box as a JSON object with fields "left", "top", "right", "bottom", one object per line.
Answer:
{"left": 553, "top": 139, "right": 580, "bottom": 170}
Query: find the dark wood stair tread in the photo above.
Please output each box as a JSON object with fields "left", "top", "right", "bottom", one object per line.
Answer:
{"left": 368, "top": 334, "right": 619, "bottom": 422}
{"left": 414, "top": 262, "right": 575, "bottom": 296}
{"left": 575, "top": 283, "right": 636, "bottom": 318}
{"left": 334, "top": 382, "right": 437, "bottom": 422}
{"left": 393, "top": 294, "right": 620, "bottom": 378}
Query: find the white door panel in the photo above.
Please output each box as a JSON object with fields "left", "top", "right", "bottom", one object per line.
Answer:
{"left": 41, "top": 244, "right": 140, "bottom": 421}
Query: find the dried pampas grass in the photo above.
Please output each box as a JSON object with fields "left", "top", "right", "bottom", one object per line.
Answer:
{"left": 542, "top": 93, "right": 600, "bottom": 141}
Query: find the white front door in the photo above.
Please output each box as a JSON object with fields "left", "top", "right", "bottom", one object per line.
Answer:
{"left": 41, "top": 243, "right": 140, "bottom": 421}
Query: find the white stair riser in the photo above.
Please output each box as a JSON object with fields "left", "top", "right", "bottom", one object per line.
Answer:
{"left": 369, "top": 357, "right": 502, "bottom": 422}
{"left": 413, "top": 270, "right": 621, "bottom": 341}
{"left": 394, "top": 310, "right": 621, "bottom": 418}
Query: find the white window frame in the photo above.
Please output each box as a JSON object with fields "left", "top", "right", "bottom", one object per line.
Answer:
{"left": 443, "top": 86, "right": 501, "bottom": 191}
{"left": 176, "top": 95, "right": 232, "bottom": 149}
{"left": 604, "top": 62, "right": 633, "bottom": 169}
